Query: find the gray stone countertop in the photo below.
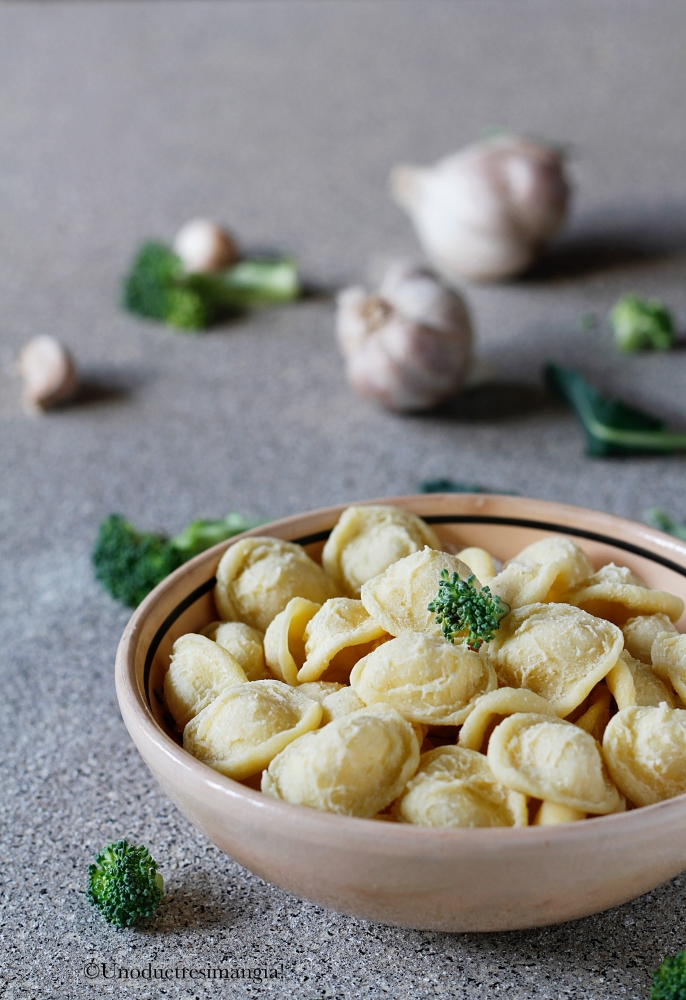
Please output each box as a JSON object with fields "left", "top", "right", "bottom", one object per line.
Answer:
{"left": 2, "top": 2, "right": 686, "bottom": 997}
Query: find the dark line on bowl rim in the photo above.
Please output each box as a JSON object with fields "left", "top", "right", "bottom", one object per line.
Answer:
{"left": 142, "top": 514, "right": 686, "bottom": 708}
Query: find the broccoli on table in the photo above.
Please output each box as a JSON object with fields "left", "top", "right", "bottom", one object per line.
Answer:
{"left": 92, "top": 511, "right": 261, "bottom": 608}
{"left": 610, "top": 294, "right": 674, "bottom": 353}
{"left": 87, "top": 840, "right": 163, "bottom": 928}
{"left": 122, "top": 241, "right": 300, "bottom": 331}
{"left": 428, "top": 570, "right": 510, "bottom": 651}
{"left": 652, "top": 951, "right": 686, "bottom": 1000}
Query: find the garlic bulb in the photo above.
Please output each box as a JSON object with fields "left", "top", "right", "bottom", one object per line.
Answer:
{"left": 390, "top": 136, "right": 570, "bottom": 283}
{"left": 173, "top": 218, "right": 239, "bottom": 274}
{"left": 17, "top": 336, "right": 79, "bottom": 410}
{"left": 336, "top": 262, "right": 473, "bottom": 412}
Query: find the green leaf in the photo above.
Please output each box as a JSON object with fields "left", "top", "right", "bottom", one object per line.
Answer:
{"left": 545, "top": 363, "right": 686, "bottom": 457}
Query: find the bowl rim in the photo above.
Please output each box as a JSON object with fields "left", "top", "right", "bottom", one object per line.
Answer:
{"left": 115, "top": 492, "right": 686, "bottom": 843}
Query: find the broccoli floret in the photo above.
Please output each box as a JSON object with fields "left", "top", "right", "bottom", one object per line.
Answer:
{"left": 87, "top": 839, "right": 163, "bottom": 928}
{"left": 428, "top": 570, "right": 510, "bottom": 651}
{"left": 610, "top": 294, "right": 674, "bottom": 352}
{"left": 122, "top": 241, "right": 299, "bottom": 331}
{"left": 92, "top": 511, "right": 260, "bottom": 608}
{"left": 652, "top": 951, "right": 686, "bottom": 1000}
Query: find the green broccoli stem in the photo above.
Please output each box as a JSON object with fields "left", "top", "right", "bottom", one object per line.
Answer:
{"left": 192, "top": 257, "right": 300, "bottom": 311}
{"left": 171, "top": 512, "right": 264, "bottom": 559}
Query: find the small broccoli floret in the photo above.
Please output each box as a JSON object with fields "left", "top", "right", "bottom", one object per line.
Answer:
{"left": 87, "top": 839, "right": 163, "bottom": 928}
{"left": 92, "top": 514, "right": 183, "bottom": 608}
{"left": 610, "top": 294, "right": 674, "bottom": 353}
{"left": 428, "top": 570, "right": 510, "bottom": 651}
{"left": 122, "top": 241, "right": 300, "bottom": 331}
{"left": 652, "top": 951, "right": 686, "bottom": 1000}
{"left": 92, "top": 511, "right": 260, "bottom": 608}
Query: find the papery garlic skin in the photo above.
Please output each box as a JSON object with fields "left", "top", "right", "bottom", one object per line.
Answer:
{"left": 17, "top": 336, "right": 79, "bottom": 410}
{"left": 336, "top": 263, "right": 472, "bottom": 412}
{"left": 173, "top": 219, "right": 239, "bottom": 274}
{"left": 390, "top": 136, "right": 570, "bottom": 283}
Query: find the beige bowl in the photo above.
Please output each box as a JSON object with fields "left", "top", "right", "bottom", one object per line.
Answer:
{"left": 116, "top": 493, "right": 686, "bottom": 932}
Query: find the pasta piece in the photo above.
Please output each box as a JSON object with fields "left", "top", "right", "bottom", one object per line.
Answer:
{"left": 164, "top": 633, "right": 247, "bottom": 730}
{"left": 322, "top": 505, "right": 440, "bottom": 597}
{"left": 606, "top": 650, "right": 675, "bottom": 710}
{"left": 263, "top": 597, "right": 321, "bottom": 686}
{"left": 200, "top": 621, "right": 267, "bottom": 681}
{"left": 651, "top": 633, "right": 686, "bottom": 704}
{"left": 297, "top": 598, "right": 388, "bottom": 683}
{"left": 261, "top": 706, "right": 420, "bottom": 817}
{"left": 603, "top": 704, "right": 686, "bottom": 806}
{"left": 488, "top": 712, "right": 620, "bottom": 814}
{"left": 574, "top": 683, "right": 612, "bottom": 742}
{"left": 183, "top": 679, "right": 322, "bottom": 780}
{"left": 458, "top": 687, "right": 556, "bottom": 752}
{"left": 320, "top": 687, "right": 365, "bottom": 724}
{"left": 563, "top": 563, "right": 683, "bottom": 627}
{"left": 393, "top": 746, "right": 527, "bottom": 828}
{"left": 296, "top": 681, "right": 344, "bottom": 703}
{"left": 360, "top": 547, "right": 473, "bottom": 638}
{"left": 484, "top": 603, "right": 622, "bottom": 717}
{"left": 622, "top": 613, "right": 677, "bottom": 664}
{"left": 533, "top": 802, "right": 585, "bottom": 825}
{"left": 489, "top": 536, "right": 592, "bottom": 609}
{"left": 350, "top": 633, "right": 496, "bottom": 726}
{"left": 457, "top": 547, "right": 497, "bottom": 585}
{"left": 215, "top": 537, "right": 339, "bottom": 633}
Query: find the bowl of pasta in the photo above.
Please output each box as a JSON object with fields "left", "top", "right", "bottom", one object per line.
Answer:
{"left": 116, "top": 493, "right": 686, "bottom": 932}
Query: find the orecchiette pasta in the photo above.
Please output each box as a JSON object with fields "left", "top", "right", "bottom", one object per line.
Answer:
{"left": 202, "top": 621, "right": 268, "bottom": 681}
{"left": 170, "top": 505, "right": 686, "bottom": 826}
{"left": 622, "top": 613, "right": 677, "bottom": 664}
{"left": 651, "top": 633, "right": 686, "bottom": 704}
{"left": 215, "top": 537, "right": 340, "bottom": 633}
{"left": 321, "top": 505, "right": 441, "bottom": 597}
{"left": 164, "top": 633, "right": 247, "bottom": 729}
{"left": 605, "top": 650, "right": 675, "bottom": 711}
{"left": 350, "top": 633, "right": 496, "bottom": 725}
{"left": 603, "top": 704, "right": 686, "bottom": 806}
{"left": 564, "top": 563, "right": 684, "bottom": 627}
{"left": 456, "top": 547, "right": 497, "bottom": 585}
{"left": 488, "top": 712, "right": 620, "bottom": 814}
{"left": 298, "top": 598, "right": 388, "bottom": 683}
{"left": 484, "top": 603, "right": 623, "bottom": 717}
{"left": 183, "top": 679, "right": 322, "bottom": 780}
{"left": 393, "top": 746, "right": 528, "bottom": 828}
{"left": 261, "top": 706, "right": 420, "bottom": 817}
{"left": 457, "top": 686, "right": 556, "bottom": 752}
{"left": 360, "top": 547, "right": 473, "bottom": 638}
{"left": 263, "top": 597, "right": 321, "bottom": 685}
{"left": 490, "top": 537, "right": 592, "bottom": 609}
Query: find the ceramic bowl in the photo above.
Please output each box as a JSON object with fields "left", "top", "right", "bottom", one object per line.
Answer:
{"left": 116, "top": 493, "right": 686, "bottom": 932}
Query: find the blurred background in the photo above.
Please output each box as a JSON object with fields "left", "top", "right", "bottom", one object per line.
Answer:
{"left": 2, "top": 3, "right": 686, "bottom": 998}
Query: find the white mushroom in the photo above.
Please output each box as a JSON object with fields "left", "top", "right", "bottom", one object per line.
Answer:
{"left": 336, "top": 262, "right": 473, "bottom": 412}
{"left": 17, "top": 336, "right": 79, "bottom": 410}
{"left": 172, "top": 219, "right": 239, "bottom": 274}
{"left": 390, "top": 135, "right": 571, "bottom": 283}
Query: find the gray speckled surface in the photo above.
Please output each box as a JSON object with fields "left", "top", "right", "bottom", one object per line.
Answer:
{"left": 2, "top": 2, "right": 686, "bottom": 997}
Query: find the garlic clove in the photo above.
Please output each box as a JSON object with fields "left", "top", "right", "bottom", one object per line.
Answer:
{"left": 172, "top": 218, "right": 239, "bottom": 274}
{"left": 378, "top": 261, "right": 470, "bottom": 335}
{"left": 17, "top": 336, "right": 79, "bottom": 410}
{"left": 390, "top": 136, "right": 570, "bottom": 283}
